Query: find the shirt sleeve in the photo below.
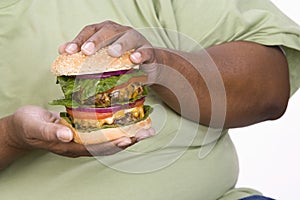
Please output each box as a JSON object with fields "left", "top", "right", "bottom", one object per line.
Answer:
{"left": 170, "top": 0, "right": 300, "bottom": 95}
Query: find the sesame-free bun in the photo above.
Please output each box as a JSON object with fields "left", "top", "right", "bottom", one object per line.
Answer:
{"left": 51, "top": 47, "right": 135, "bottom": 76}
{"left": 59, "top": 117, "right": 152, "bottom": 145}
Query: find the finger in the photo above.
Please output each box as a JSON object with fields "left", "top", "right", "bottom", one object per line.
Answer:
{"left": 139, "top": 62, "right": 158, "bottom": 85}
{"left": 81, "top": 32, "right": 122, "bottom": 55}
{"left": 70, "top": 24, "right": 102, "bottom": 50}
{"left": 112, "top": 137, "right": 135, "bottom": 148}
{"left": 37, "top": 123, "right": 73, "bottom": 143}
{"left": 135, "top": 127, "right": 156, "bottom": 142}
{"left": 49, "top": 137, "right": 133, "bottom": 157}
{"left": 130, "top": 47, "right": 155, "bottom": 64}
{"left": 107, "top": 30, "right": 149, "bottom": 57}
{"left": 60, "top": 23, "right": 103, "bottom": 55}
{"left": 58, "top": 43, "right": 68, "bottom": 54}
{"left": 78, "top": 137, "right": 136, "bottom": 157}
{"left": 85, "top": 140, "right": 128, "bottom": 156}
{"left": 81, "top": 25, "right": 129, "bottom": 55}
{"left": 37, "top": 134, "right": 136, "bottom": 158}
{"left": 60, "top": 42, "right": 80, "bottom": 54}
{"left": 40, "top": 111, "right": 73, "bottom": 142}
{"left": 55, "top": 126, "right": 74, "bottom": 142}
{"left": 49, "top": 111, "right": 60, "bottom": 120}
{"left": 44, "top": 142, "right": 91, "bottom": 157}
{"left": 58, "top": 42, "right": 81, "bottom": 55}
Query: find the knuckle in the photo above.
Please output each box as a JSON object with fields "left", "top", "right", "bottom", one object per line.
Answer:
{"left": 123, "top": 25, "right": 133, "bottom": 31}
{"left": 102, "top": 20, "right": 118, "bottom": 29}
{"left": 103, "top": 20, "right": 131, "bottom": 31}
{"left": 126, "top": 28, "right": 137, "bottom": 36}
{"left": 72, "top": 35, "right": 86, "bottom": 43}
{"left": 83, "top": 24, "right": 97, "bottom": 32}
{"left": 103, "top": 20, "right": 114, "bottom": 25}
{"left": 40, "top": 125, "right": 50, "bottom": 140}
{"left": 140, "top": 47, "right": 155, "bottom": 63}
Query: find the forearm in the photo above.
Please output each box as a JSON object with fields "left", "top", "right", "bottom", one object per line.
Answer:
{"left": 151, "top": 41, "right": 290, "bottom": 128}
{"left": 58, "top": 22, "right": 290, "bottom": 128}
{"left": 0, "top": 115, "right": 27, "bottom": 170}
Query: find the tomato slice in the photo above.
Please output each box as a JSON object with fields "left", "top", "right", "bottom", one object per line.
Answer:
{"left": 66, "top": 108, "right": 113, "bottom": 120}
{"left": 129, "top": 97, "right": 145, "bottom": 108}
{"left": 66, "top": 97, "right": 145, "bottom": 120}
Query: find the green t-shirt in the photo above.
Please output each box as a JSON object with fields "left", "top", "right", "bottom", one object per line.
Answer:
{"left": 0, "top": 0, "right": 300, "bottom": 199}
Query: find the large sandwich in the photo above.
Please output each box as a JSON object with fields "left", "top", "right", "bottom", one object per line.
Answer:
{"left": 51, "top": 47, "right": 152, "bottom": 145}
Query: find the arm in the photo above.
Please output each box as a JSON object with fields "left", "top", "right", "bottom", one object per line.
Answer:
{"left": 0, "top": 106, "right": 142, "bottom": 170}
{"left": 151, "top": 41, "right": 289, "bottom": 128}
{"left": 61, "top": 21, "right": 290, "bottom": 129}
{"left": 0, "top": 115, "right": 26, "bottom": 170}
{"left": 0, "top": 106, "right": 85, "bottom": 170}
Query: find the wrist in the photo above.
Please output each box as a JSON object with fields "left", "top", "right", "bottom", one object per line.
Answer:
{"left": 0, "top": 115, "right": 28, "bottom": 170}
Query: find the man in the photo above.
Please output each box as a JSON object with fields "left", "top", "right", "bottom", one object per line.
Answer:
{"left": 0, "top": 0, "right": 299, "bottom": 199}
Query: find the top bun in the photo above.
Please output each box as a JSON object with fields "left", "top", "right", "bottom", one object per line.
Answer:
{"left": 51, "top": 47, "right": 135, "bottom": 76}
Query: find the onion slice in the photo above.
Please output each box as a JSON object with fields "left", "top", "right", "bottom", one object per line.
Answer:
{"left": 75, "top": 69, "right": 133, "bottom": 79}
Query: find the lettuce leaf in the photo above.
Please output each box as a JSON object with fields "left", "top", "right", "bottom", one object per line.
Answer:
{"left": 49, "top": 92, "right": 147, "bottom": 108}
{"left": 56, "top": 70, "right": 147, "bottom": 100}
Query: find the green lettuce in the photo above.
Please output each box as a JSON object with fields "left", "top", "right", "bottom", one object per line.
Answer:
{"left": 57, "top": 70, "right": 147, "bottom": 100}
{"left": 49, "top": 70, "right": 149, "bottom": 108}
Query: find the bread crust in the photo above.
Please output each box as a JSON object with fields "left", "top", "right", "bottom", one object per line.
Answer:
{"left": 59, "top": 117, "right": 151, "bottom": 145}
{"left": 51, "top": 48, "right": 135, "bottom": 76}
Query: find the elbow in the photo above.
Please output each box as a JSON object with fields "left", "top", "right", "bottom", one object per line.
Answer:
{"left": 265, "top": 100, "right": 288, "bottom": 121}
{"left": 263, "top": 87, "right": 290, "bottom": 121}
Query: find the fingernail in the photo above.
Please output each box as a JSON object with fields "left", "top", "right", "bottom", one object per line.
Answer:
{"left": 65, "top": 43, "right": 78, "bottom": 54}
{"left": 57, "top": 128, "right": 73, "bottom": 142}
{"left": 108, "top": 43, "right": 122, "bottom": 57}
{"left": 130, "top": 52, "right": 142, "bottom": 63}
{"left": 82, "top": 42, "right": 95, "bottom": 55}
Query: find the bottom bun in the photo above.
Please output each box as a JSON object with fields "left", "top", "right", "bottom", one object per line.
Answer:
{"left": 59, "top": 117, "right": 152, "bottom": 145}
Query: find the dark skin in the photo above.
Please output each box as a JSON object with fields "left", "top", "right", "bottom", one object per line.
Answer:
{"left": 0, "top": 106, "right": 143, "bottom": 170}
{"left": 0, "top": 20, "right": 289, "bottom": 169}
{"left": 60, "top": 21, "right": 289, "bottom": 128}
{"left": 150, "top": 43, "right": 289, "bottom": 128}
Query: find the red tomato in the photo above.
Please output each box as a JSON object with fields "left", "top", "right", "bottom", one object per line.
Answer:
{"left": 66, "top": 108, "right": 113, "bottom": 120}
{"left": 66, "top": 97, "right": 145, "bottom": 120}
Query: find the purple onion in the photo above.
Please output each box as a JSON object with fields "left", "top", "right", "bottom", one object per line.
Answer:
{"left": 75, "top": 69, "right": 133, "bottom": 79}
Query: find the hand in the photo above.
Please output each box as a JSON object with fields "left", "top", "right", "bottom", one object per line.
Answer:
{"left": 56, "top": 22, "right": 290, "bottom": 130}
{"left": 5, "top": 106, "right": 154, "bottom": 158}
{"left": 58, "top": 20, "right": 159, "bottom": 84}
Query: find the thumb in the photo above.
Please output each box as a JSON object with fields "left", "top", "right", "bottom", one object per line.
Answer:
{"left": 39, "top": 123, "right": 73, "bottom": 143}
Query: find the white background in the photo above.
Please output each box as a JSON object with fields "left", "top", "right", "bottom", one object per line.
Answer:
{"left": 230, "top": 1, "right": 300, "bottom": 199}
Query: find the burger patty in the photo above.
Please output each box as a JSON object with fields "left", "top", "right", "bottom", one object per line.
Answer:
{"left": 73, "top": 106, "right": 145, "bottom": 130}
{"left": 74, "top": 82, "right": 145, "bottom": 107}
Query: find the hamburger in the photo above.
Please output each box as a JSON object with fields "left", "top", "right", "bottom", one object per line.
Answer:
{"left": 50, "top": 47, "right": 152, "bottom": 145}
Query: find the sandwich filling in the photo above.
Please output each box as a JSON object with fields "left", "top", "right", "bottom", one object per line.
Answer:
{"left": 51, "top": 69, "right": 151, "bottom": 131}
{"left": 64, "top": 103, "right": 151, "bottom": 132}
